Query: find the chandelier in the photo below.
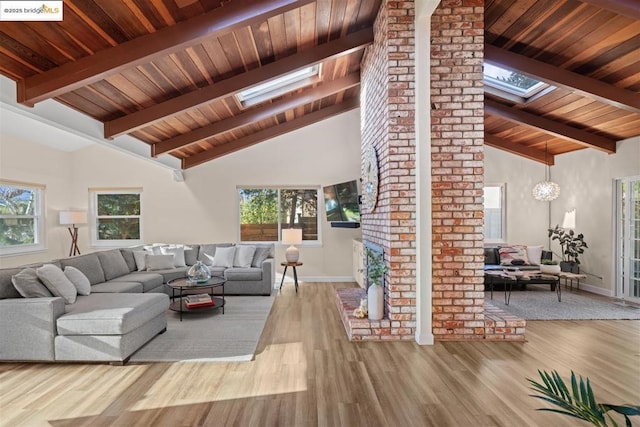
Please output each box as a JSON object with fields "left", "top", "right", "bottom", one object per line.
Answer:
{"left": 532, "top": 142, "right": 560, "bottom": 201}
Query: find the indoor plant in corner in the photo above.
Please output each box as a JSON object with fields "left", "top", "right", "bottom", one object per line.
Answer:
{"left": 366, "top": 248, "right": 387, "bottom": 320}
{"left": 548, "top": 225, "right": 588, "bottom": 273}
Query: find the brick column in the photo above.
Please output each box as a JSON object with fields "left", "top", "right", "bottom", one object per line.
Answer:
{"left": 430, "top": 0, "right": 486, "bottom": 340}
{"left": 360, "top": 0, "right": 416, "bottom": 340}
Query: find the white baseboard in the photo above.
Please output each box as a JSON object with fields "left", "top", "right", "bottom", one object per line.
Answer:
{"left": 576, "top": 282, "right": 614, "bottom": 297}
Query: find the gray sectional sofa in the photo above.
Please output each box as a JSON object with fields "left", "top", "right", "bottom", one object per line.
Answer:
{"left": 0, "top": 243, "right": 274, "bottom": 363}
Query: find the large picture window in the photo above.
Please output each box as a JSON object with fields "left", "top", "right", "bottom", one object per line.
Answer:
{"left": 90, "top": 189, "right": 142, "bottom": 246}
{"left": 239, "top": 187, "right": 319, "bottom": 243}
{"left": 0, "top": 181, "right": 45, "bottom": 255}
{"left": 484, "top": 184, "right": 505, "bottom": 243}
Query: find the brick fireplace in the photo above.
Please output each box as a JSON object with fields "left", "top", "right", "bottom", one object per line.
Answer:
{"left": 336, "top": 0, "right": 526, "bottom": 343}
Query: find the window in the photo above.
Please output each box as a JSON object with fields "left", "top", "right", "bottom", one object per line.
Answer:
{"left": 0, "top": 181, "right": 45, "bottom": 255}
{"left": 484, "top": 63, "right": 552, "bottom": 103}
{"left": 90, "top": 189, "right": 142, "bottom": 246}
{"left": 484, "top": 184, "right": 505, "bottom": 243}
{"left": 236, "top": 65, "right": 320, "bottom": 107}
{"left": 238, "top": 187, "right": 320, "bottom": 243}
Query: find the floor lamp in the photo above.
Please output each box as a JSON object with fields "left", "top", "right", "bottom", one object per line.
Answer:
{"left": 60, "top": 210, "right": 87, "bottom": 256}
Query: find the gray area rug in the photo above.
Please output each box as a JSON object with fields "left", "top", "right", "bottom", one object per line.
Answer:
{"left": 130, "top": 295, "right": 275, "bottom": 362}
{"left": 487, "top": 287, "right": 640, "bottom": 320}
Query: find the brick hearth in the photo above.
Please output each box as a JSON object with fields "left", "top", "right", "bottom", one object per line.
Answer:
{"left": 336, "top": 288, "right": 525, "bottom": 342}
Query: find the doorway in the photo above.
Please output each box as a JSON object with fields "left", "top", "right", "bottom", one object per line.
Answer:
{"left": 615, "top": 177, "right": 640, "bottom": 304}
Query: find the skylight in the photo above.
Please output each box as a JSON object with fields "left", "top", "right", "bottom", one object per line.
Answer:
{"left": 484, "top": 63, "right": 550, "bottom": 100}
{"left": 237, "top": 65, "right": 320, "bottom": 107}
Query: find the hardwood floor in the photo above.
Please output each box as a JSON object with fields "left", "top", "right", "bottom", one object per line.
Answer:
{"left": 1, "top": 282, "right": 638, "bottom": 426}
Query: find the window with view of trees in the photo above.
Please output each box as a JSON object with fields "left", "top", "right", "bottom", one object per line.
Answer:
{"left": 484, "top": 184, "right": 505, "bottom": 243}
{"left": 239, "top": 188, "right": 319, "bottom": 242}
{"left": 0, "top": 182, "right": 45, "bottom": 255}
{"left": 90, "top": 189, "right": 142, "bottom": 245}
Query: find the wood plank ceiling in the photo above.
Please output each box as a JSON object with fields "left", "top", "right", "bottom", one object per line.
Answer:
{"left": 0, "top": 0, "right": 380, "bottom": 169}
{"left": 484, "top": 0, "right": 640, "bottom": 165}
{"left": 0, "top": 0, "right": 638, "bottom": 168}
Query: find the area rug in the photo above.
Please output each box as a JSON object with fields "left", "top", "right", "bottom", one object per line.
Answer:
{"left": 129, "top": 295, "right": 275, "bottom": 363}
{"left": 486, "top": 287, "right": 640, "bottom": 320}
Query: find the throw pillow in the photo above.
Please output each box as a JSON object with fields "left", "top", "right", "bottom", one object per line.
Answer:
{"left": 498, "top": 245, "right": 530, "bottom": 266}
{"left": 133, "top": 249, "right": 153, "bottom": 271}
{"left": 234, "top": 245, "right": 256, "bottom": 268}
{"left": 36, "top": 264, "right": 77, "bottom": 304}
{"left": 252, "top": 245, "right": 272, "bottom": 267}
{"left": 184, "top": 245, "right": 198, "bottom": 266}
{"left": 11, "top": 268, "right": 53, "bottom": 298}
{"left": 526, "top": 245, "right": 544, "bottom": 266}
{"left": 198, "top": 244, "right": 218, "bottom": 266}
{"left": 145, "top": 254, "right": 175, "bottom": 271}
{"left": 64, "top": 266, "right": 91, "bottom": 296}
{"left": 161, "top": 245, "right": 186, "bottom": 267}
{"left": 212, "top": 246, "right": 235, "bottom": 268}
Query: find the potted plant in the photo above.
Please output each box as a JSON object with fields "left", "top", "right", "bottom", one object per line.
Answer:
{"left": 366, "top": 248, "right": 387, "bottom": 320}
{"left": 540, "top": 259, "right": 561, "bottom": 275}
{"left": 548, "top": 225, "right": 588, "bottom": 273}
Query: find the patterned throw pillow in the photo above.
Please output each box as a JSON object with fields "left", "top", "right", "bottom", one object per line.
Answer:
{"left": 498, "top": 245, "right": 530, "bottom": 266}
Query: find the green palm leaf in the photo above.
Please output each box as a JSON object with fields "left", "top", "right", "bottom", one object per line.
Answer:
{"left": 527, "top": 370, "right": 639, "bottom": 427}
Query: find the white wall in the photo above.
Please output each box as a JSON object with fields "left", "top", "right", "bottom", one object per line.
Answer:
{"left": 485, "top": 137, "right": 640, "bottom": 294}
{"left": 551, "top": 137, "right": 640, "bottom": 294}
{"left": 1, "top": 109, "right": 364, "bottom": 278}
{"left": 0, "top": 134, "right": 74, "bottom": 266}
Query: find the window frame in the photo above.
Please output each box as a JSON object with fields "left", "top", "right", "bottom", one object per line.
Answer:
{"left": 483, "top": 183, "right": 506, "bottom": 244}
{"left": 89, "top": 188, "right": 143, "bottom": 247}
{"left": 237, "top": 186, "right": 322, "bottom": 246}
{"left": 0, "top": 180, "right": 46, "bottom": 256}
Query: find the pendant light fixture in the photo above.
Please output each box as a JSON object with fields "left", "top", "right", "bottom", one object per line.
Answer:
{"left": 532, "top": 142, "right": 560, "bottom": 201}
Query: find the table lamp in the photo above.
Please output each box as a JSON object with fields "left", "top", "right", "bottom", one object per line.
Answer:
{"left": 282, "top": 228, "right": 302, "bottom": 263}
{"left": 60, "top": 210, "right": 87, "bottom": 256}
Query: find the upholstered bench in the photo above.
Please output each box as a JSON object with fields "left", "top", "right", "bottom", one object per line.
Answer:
{"left": 54, "top": 293, "right": 169, "bottom": 364}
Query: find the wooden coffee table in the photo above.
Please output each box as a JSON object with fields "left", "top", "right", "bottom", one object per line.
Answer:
{"left": 167, "top": 276, "right": 225, "bottom": 321}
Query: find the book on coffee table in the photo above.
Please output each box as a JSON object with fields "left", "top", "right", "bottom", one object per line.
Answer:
{"left": 185, "top": 293, "right": 214, "bottom": 308}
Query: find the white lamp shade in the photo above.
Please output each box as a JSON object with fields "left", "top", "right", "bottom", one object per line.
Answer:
{"left": 562, "top": 209, "right": 576, "bottom": 230}
{"left": 59, "top": 210, "right": 87, "bottom": 225}
{"left": 282, "top": 228, "right": 302, "bottom": 245}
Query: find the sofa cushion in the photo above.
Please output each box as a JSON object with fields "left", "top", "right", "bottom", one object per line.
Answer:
{"left": 11, "top": 268, "right": 53, "bottom": 298}
{"left": 97, "top": 250, "right": 130, "bottom": 281}
{"left": 112, "top": 272, "right": 164, "bottom": 292}
{"left": 184, "top": 245, "right": 199, "bottom": 266}
{"left": 526, "top": 245, "right": 544, "bottom": 266}
{"left": 64, "top": 266, "right": 91, "bottom": 296}
{"left": 234, "top": 245, "right": 256, "bottom": 268}
{"left": 207, "top": 267, "right": 226, "bottom": 278}
{"left": 252, "top": 244, "right": 273, "bottom": 267}
{"left": 161, "top": 246, "right": 186, "bottom": 267}
{"left": 57, "top": 293, "right": 169, "bottom": 336}
{"left": 484, "top": 247, "right": 499, "bottom": 265}
{"left": 0, "top": 267, "right": 27, "bottom": 299}
{"left": 145, "top": 254, "right": 175, "bottom": 271}
{"left": 59, "top": 254, "right": 106, "bottom": 286}
{"left": 498, "top": 245, "right": 530, "bottom": 266}
{"left": 225, "top": 267, "right": 262, "bottom": 281}
{"left": 119, "top": 249, "right": 138, "bottom": 272}
{"left": 90, "top": 281, "right": 144, "bottom": 293}
{"left": 198, "top": 243, "right": 234, "bottom": 266}
{"left": 36, "top": 264, "right": 77, "bottom": 304}
{"left": 212, "top": 246, "right": 235, "bottom": 268}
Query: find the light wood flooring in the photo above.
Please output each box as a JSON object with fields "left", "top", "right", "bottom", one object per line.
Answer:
{"left": 1, "top": 282, "right": 639, "bottom": 426}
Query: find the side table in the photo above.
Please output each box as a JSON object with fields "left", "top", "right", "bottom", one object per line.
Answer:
{"left": 279, "top": 262, "right": 302, "bottom": 294}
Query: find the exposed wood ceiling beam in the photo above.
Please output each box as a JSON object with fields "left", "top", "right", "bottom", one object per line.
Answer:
{"left": 104, "top": 28, "right": 373, "bottom": 139}
{"left": 576, "top": 0, "right": 640, "bottom": 20}
{"left": 153, "top": 74, "right": 360, "bottom": 157}
{"left": 485, "top": 44, "right": 640, "bottom": 113}
{"left": 183, "top": 97, "right": 359, "bottom": 169}
{"left": 485, "top": 99, "right": 617, "bottom": 154}
{"left": 485, "top": 134, "right": 554, "bottom": 165}
{"left": 17, "top": 0, "right": 315, "bottom": 106}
